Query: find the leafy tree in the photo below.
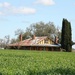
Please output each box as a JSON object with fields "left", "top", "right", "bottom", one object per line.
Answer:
{"left": 0, "top": 39, "right": 4, "bottom": 48}
{"left": 10, "top": 38, "right": 16, "bottom": 44}
{"left": 22, "top": 21, "right": 60, "bottom": 41}
{"left": 22, "top": 26, "right": 33, "bottom": 40}
{"left": 15, "top": 29, "right": 24, "bottom": 36}
{"left": 4, "top": 35, "right": 10, "bottom": 45}
{"left": 15, "top": 29, "right": 24, "bottom": 41}
{"left": 0, "top": 35, "right": 10, "bottom": 48}
{"left": 72, "top": 41, "right": 75, "bottom": 45}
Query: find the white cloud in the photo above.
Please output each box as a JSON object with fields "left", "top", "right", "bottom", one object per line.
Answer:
{"left": 0, "top": 2, "right": 36, "bottom": 15}
{"left": 0, "top": 11, "right": 4, "bottom": 15}
{"left": 34, "top": 0, "right": 55, "bottom": 6}
{"left": 0, "top": 2, "right": 10, "bottom": 8}
{"left": 12, "top": 7, "right": 36, "bottom": 14}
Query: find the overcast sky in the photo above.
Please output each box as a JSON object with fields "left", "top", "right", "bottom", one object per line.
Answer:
{"left": 0, "top": 0, "right": 75, "bottom": 48}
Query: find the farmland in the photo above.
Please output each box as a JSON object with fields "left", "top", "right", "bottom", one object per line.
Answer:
{"left": 0, "top": 49, "right": 75, "bottom": 75}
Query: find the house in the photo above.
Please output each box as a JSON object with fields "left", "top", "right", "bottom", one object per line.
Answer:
{"left": 8, "top": 35, "right": 61, "bottom": 51}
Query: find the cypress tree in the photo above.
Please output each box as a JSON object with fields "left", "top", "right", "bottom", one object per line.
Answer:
{"left": 61, "top": 19, "right": 67, "bottom": 50}
{"left": 61, "top": 18, "right": 72, "bottom": 52}
{"left": 68, "top": 22, "right": 72, "bottom": 51}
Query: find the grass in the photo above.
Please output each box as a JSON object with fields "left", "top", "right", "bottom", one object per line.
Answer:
{"left": 0, "top": 49, "right": 75, "bottom": 75}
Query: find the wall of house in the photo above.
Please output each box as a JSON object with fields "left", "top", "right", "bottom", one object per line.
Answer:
{"left": 38, "top": 38, "right": 54, "bottom": 44}
{"left": 9, "top": 46, "right": 61, "bottom": 51}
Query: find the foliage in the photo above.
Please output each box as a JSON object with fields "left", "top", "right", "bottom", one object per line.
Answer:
{"left": 4, "top": 35, "right": 10, "bottom": 45}
{"left": 22, "top": 21, "right": 61, "bottom": 41}
{"left": 0, "top": 50, "right": 75, "bottom": 75}
{"left": 15, "top": 29, "right": 24, "bottom": 36}
{"left": 14, "top": 29, "right": 24, "bottom": 42}
{"left": 61, "top": 18, "right": 72, "bottom": 52}
{"left": 0, "top": 35, "right": 10, "bottom": 48}
{"left": 10, "top": 38, "right": 17, "bottom": 44}
{"left": 72, "top": 41, "right": 75, "bottom": 45}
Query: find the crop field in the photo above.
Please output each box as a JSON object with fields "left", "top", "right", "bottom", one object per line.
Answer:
{"left": 0, "top": 49, "right": 75, "bottom": 75}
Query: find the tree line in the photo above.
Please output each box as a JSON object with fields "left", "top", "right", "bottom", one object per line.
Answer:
{"left": 11, "top": 19, "right": 75, "bottom": 52}
{"left": 14, "top": 21, "right": 61, "bottom": 42}
{"left": 0, "top": 18, "right": 74, "bottom": 52}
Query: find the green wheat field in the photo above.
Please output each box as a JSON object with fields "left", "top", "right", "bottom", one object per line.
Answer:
{"left": 0, "top": 49, "right": 75, "bottom": 75}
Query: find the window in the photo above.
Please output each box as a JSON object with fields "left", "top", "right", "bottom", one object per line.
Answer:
{"left": 44, "top": 40, "right": 48, "bottom": 44}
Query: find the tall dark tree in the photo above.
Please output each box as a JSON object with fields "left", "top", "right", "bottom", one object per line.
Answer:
{"left": 68, "top": 22, "right": 72, "bottom": 51}
{"left": 61, "top": 18, "right": 72, "bottom": 52}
